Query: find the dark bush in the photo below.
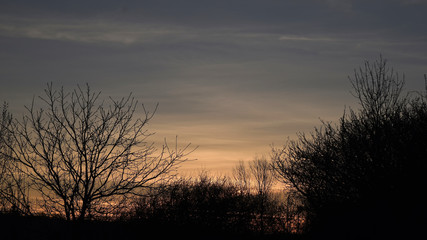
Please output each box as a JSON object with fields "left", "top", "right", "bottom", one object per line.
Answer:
{"left": 128, "top": 173, "right": 302, "bottom": 237}
{"left": 272, "top": 57, "right": 427, "bottom": 239}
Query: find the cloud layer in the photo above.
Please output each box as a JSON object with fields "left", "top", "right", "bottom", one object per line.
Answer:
{"left": 1, "top": 0, "right": 426, "bottom": 172}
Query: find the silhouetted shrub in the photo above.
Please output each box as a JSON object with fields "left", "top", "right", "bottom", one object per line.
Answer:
{"left": 128, "top": 173, "right": 302, "bottom": 236}
{"left": 272, "top": 57, "right": 427, "bottom": 238}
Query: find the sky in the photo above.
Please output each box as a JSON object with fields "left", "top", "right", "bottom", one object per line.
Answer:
{"left": 1, "top": 0, "right": 426, "bottom": 173}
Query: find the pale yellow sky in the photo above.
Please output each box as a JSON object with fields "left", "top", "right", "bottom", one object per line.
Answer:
{"left": 148, "top": 90, "right": 354, "bottom": 174}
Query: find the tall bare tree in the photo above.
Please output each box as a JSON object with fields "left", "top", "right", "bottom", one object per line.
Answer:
{"left": 232, "top": 157, "right": 274, "bottom": 196}
{"left": 249, "top": 156, "right": 274, "bottom": 233}
{"left": 232, "top": 156, "right": 275, "bottom": 233}
{"left": 249, "top": 156, "right": 274, "bottom": 197}
{"left": 1, "top": 84, "right": 192, "bottom": 221}
{"left": 232, "top": 160, "right": 251, "bottom": 194}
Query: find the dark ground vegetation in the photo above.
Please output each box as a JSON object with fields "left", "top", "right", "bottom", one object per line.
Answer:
{"left": 0, "top": 174, "right": 303, "bottom": 240}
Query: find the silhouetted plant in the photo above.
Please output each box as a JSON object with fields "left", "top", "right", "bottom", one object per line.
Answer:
{"left": 233, "top": 160, "right": 251, "bottom": 194}
{"left": 0, "top": 83, "right": 193, "bottom": 221}
{"left": 129, "top": 171, "right": 304, "bottom": 235}
{"left": 272, "top": 57, "right": 427, "bottom": 238}
{"left": 131, "top": 174, "right": 243, "bottom": 232}
{"left": 233, "top": 156, "right": 275, "bottom": 233}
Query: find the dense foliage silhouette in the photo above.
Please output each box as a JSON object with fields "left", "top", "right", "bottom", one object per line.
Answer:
{"left": 128, "top": 172, "right": 303, "bottom": 236}
{"left": 272, "top": 57, "right": 427, "bottom": 239}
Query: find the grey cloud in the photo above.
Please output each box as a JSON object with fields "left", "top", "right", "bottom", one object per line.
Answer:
{"left": 1, "top": 0, "right": 427, "bottom": 171}
{"left": 0, "top": 16, "right": 189, "bottom": 45}
{"left": 0, "top": 1, "right": 420, "bottom": 34}
{"left": 2, "top": 0, "right": 426, "bottom": 46}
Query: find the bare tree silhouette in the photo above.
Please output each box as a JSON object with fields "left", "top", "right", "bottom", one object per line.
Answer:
{"left": 232, "top": 157, "right": 276, "bottom": 233}
{"left": 250, "top": 156, "right": 274, "bottom": 197}
{"left": 350, "top": 55, "right": 405, "bottom": 120}
{"left": 232, "top": 160, "right": 251, "bottom": 194}
{"left": 249, "top": 156, "right": 274, "bottom": 234}
{"left": 0, "top": 83, "right": 192, "bottom": 221}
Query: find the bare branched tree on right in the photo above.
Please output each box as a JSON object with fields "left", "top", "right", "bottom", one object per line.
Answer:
{"left": 350, "top": 55, "right": 405, "bottom": 120}
{"left": 272, "top": 56, "right": 427, "bottom": 238}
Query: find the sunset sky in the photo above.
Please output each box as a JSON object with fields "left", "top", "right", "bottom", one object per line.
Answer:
{"left": 1, "top": 0, "right": 426, "bottom": 173}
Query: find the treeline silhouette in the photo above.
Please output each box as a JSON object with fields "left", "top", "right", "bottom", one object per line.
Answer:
{"left": 127, "top": 172, "right": 303, "bottom": 236}
{"left": 1, "top": 56, "right": 427, "bottom": 239}
{"left": 0, "top": 172, "right": 303, "bottom": 239}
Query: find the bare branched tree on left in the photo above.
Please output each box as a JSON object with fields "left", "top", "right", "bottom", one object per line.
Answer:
{"left": 0, "top": 83, "right": 193, "bottom": 221}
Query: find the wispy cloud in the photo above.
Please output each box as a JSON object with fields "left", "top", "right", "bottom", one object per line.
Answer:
{"left": 0, "top": 15, "right": 277, "bottom": 48}
{"left": 278, "top": 35, "right": 338, "bottom": 42}
{"left": 0, "top": 16, "right": 185, "bottom": 45}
